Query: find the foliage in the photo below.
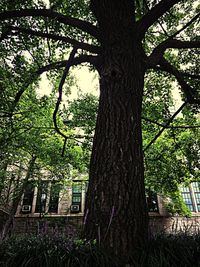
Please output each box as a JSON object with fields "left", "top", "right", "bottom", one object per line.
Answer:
{"left": 165, "top": 191, "right": 192, "bottom": 217}
{"left": 65, "top": 93, "right": 98, "bottom": 135}
{"left": 1, "top": 233, "right": 200, "bottom": 267}
{"left": 0, "top": 234, "right": 117, "bottom": 267}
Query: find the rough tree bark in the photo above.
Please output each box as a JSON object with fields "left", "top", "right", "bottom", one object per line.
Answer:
{"left": 84, "top": 0, "right": 148, "bottom": 263}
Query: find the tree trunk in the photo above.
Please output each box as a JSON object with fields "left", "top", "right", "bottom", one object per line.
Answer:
{"left": 0, "top": 160, "right": 8, "bottom": 199}
{"left": 84, "top": 1, "right": 148, "bottom": 263}
{"left": 0, "top": 156, "right": 36, "bottom": 240}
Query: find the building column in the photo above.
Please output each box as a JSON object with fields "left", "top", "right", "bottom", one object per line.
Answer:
{"left": 16, "top": 194, "right": 23, "bottom": 215}
{"left": 189, "top": 184, "right": 198, "bottom": 212}
{"left": 31, "top": 186, "right": 38, "bottom": 214}
{"left": 81, "top": 183, "right": 86, "bottom": 213}
{"left": 45, "top": 182, "right": 51, "bottom": 213}
{"left": 157, "top": 194, "right": 169, "bottom": 216}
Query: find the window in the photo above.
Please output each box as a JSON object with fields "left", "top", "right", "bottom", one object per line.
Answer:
{"left": 48, "top": 182, "right": 61, "bottom": 213}
{"left": 193, "top": 182, "right": 200, "bottom": 212}
{"left": 35, "top": 181, "right": 49, "bottom": 213}
{"left": 146, "top": 190, "right": 159, "bottom": 212}
{"left": 21, "top": 180, "right": 62, "bottom": 215}
{"left": 180, "top": 184, "right": 194, "bottom": 211}
{"left": 72, "top": 196, "right": 81, "bottom": 203}
{"left": 21, "top": 182, "right": 34, "bottom": 213}
{"left": 71, "top": 183, "right": 82, "bottom": 212}
{"left": 180, "top": 183, "right": 200, "bottom": 212}
{"left": 72, "top": 184, "right": 82, "bottom": 194}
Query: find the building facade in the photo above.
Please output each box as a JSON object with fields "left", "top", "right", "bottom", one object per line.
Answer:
{"left": 1, "top": 177, "right": 200, "bottom": 236}
{"left": 15, "top": 181, "right": 200, "bottom": 218}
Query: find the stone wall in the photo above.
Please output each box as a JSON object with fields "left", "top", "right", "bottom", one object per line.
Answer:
{"left": 149, "top": 215, "right": 200, "bottom": 236}
{"left": 9, "top": 214, "right": 200, "bottom": 236}
{"left": 12, "top": 215, "right": 83, "bottom": 235}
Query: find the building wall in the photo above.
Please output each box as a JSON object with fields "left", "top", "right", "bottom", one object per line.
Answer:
{"left": 16, "top": 181, "right": 87, "bottom": 217}
{"left": 1, "top": 186, "right": 200, "bottom": 236}
{"left": 149, "top": 215, "right": 200, "bottom": 236}
{"left": 11, "top": 214, "right": 200, "bottom": 236}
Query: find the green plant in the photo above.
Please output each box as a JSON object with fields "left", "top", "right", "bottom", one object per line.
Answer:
{"left": 1, "top": 232, "right": 200, "bottom": 267}
{"left": 166, "top": 192, "right": 192, "bottom": 217}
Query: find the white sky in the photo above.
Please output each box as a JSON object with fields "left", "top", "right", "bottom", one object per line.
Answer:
{"left": 37, "top": 66, "right": 99, "bottom": 101}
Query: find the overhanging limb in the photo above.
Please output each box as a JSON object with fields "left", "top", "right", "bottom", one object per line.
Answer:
{"left": 52, "top": 47, "right": 77, "bottom": 157}
{"left": 2, "top": 26, "right": 100, "bottom": 54}
{"left": 0, "top": 9, "right": 100, "bottom": 40}
{"left": 136, "top": 0, "right": 182, "bottom": 39}
{"left": 143, "top": 101, "right": 187, "bottom": 152}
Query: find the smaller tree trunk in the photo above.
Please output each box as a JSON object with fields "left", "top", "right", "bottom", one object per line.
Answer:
{"left": 0, "top": 156, "right": 36, "bottom": 240}
{"left": 0, "top": 161, "right": 8, "bottom": 198}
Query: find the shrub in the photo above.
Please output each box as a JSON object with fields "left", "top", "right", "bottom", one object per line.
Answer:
{"left": 0, "top": 234, "right": 117, "bottom": 267}
{"left": 1, "top": 233, "right": 200, "bottom": 267}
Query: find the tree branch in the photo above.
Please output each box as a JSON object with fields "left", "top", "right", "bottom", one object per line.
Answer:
{"left": 170, "top": 12, "right": 200, "bottom": 39}
{"left": 37, "top": 55, "right": 99, "bottom": 74}
{"left": 148, "top": 39, "right": 200, "bottom": 67}
{"left": 158, "top": 58, "right": 200, "bottom": 104}
{"left": 0, "top": 8, "right": 100, "bottom": 40}
{"left": 142, "top": 116, "right": 200, "bottom": 129}
{"left": 143, "top": 101, "right": 187, "bottom": 152}
{"left": 136, "top": 0, "right": 181, "bottom": 39}
{"left": 3, "top": 26, "right": 100, "bottom": 54}
{"left": 151, "top": 65, "right": 200, "bottom": 80}
{"left": 181, "top": 72, "right": 200, "bottom": 80}
{"left": 44, "top": 19, "right": 52, "bottom": 61}
{"left": 52, "top": 48, "right": 77, "bottom": 156}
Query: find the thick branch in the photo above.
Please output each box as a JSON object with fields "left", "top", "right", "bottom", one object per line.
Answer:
{"left": 137, "top": 0, "right": 181, "bottom": 39}
{"left": 38, "top": 55, "right": 99, "bottom": 74}
{"left": 4, "top": 26, "right": 100, "bottom": 54}
{"left": 0, "top": 9, "right": 100, "bottom": 40}
{"left": 158, "top": 58, "right": 200, "bottom": 104}
{"left": 37, "top": 55, "right": 99, "bottom": 74}
{"left": 148, "top": 39, "right": 200, "bottom": 67}
{"left": 143, "top": 102, "right": 187, "bottom": 152}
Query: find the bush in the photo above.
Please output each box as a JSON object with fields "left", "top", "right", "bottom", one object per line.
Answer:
{"left": 1, "top": 233, "right": 200, "bottom": 267}
{"left": 0, "top": 234, "right": 117, "bottom": 267}
{"left": 141, "top": 234, "right": 200, "bottom": 267}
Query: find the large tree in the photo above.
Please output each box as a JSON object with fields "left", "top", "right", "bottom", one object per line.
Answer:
{"left": 0, "top": 0, "right": 200, "bottom": 263}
